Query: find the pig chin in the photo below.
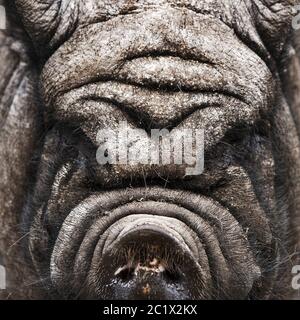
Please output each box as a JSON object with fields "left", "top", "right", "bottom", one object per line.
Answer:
{"left": 28, "top": 187, "right": 261, "bottom": 300}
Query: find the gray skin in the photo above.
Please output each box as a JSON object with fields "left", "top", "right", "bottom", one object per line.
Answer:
{"left": 0, "top": 0, "right": 300, "bottom": 299}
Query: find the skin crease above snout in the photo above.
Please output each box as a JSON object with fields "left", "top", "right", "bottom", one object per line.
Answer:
{"left": 0, "top": 0, "right": 300, "bottom": 300}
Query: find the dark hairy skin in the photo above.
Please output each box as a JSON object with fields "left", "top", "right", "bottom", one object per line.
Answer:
{"left": 1, "top": 0, "right": 300, "bottom": 299}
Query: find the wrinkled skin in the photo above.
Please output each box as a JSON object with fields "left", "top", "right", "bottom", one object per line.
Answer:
{"left": 1, "top": 0, "right": 300, "bottom": 299}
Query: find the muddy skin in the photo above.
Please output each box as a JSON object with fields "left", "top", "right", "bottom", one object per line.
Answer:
{"left": 1, "top": 0, "right": 300, "bottom": 300}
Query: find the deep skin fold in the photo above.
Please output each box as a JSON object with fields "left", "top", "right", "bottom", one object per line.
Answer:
{"left": 0, "top": 0, "right": 300, "bottom": 299}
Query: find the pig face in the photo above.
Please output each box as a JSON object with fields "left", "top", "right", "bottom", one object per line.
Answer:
{"left": 1, "top": 0, "right": 300, "bottom": 300}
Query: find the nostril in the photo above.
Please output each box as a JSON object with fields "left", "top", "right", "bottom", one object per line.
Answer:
{"left": 115, "top": 266, "right": 136, "bottom": 281}
{"left": 163, "top": 268, "right": 181, "bottom": 282}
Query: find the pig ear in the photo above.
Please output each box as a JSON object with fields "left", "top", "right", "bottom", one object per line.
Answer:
{"left": 0, "top": 3, "right": 43, "bottom": 298}
{"left": 252, "top": 0, "right": 295, "bottom": 57}
{"left": 14, "top": 0, "right": 78, "bottom": 55}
